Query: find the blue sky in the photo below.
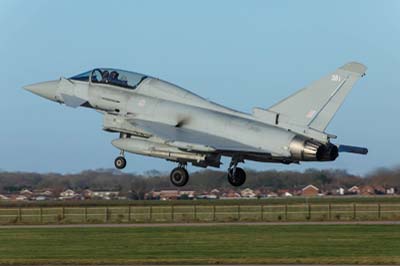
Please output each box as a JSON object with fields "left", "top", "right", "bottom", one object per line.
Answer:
{"left": 0, "top": 0, "right": 399, "bottom": 175}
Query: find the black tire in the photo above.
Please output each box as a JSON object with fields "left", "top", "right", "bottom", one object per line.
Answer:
{"left": 114, "top": 156, "right": 127, "bottom": 169}
{"left": 227, "top": 167, "right": 246, "bottom": 186}
{"left": 170, "top": 167, "right": 189, "bottom": 187}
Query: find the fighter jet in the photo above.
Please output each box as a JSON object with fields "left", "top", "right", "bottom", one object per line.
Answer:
{"left": 24, "top": 62, "right": 368, "bottom": 187}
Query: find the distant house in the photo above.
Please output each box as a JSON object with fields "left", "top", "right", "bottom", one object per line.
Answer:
{"left": 267, "top": 192, "right": 278, "bottom": 197}
{"left": 220, "top": 191, "right": 241, "bottom": 199}
{"left": 60, "top": 189, "right": 76, "bottom": 197}
{"left": 196, "top": 189, "right": 221, "bottom": 199}
{"left": 386, "top": 187, "right": 396, "bottom": 195}
{"left": 360, "top": 185, "right": 375, "bottom": 196}
{"left": 302, "top": 185, "right": 319, "bottom": 196}
{"left": 34, "top": 189, "right": 54, "bottom": 197}
{"left": 179, "top": 191, "right": 195, "bottom": 200}
{"left": 196, "top": 192, "right": 217, "bottom": 200}
{"left": 82, "top": 189, "right": 93, "bottom": 199}
{"left": 278, "top": 189, "right": 293, "bottom": 197}
{"left": 240, "top": 188, "right": 256, "bottom": 198}
{"left": 31, "top": 189, "right": 55, "bottom": 201}
{"left": 91, "top": 191, "right": 119, "bottom": 200}
{"left": 0, "top": 194, "right": 9, "bottom": 200}
{"left": 20, "top": 189, "right": 33, "bottom": 198}
{"left": 255, "top": 188, "right": 271, "bottom": 198}
{"left": 35, "top": 196, "right": 47, "bottom": 201}
{"left": 283, "top": 191, "right": 293, "bottom": 197}
{"left": 374, "top": 186, "right": 386, "bottom": 195}
{"left": 9, "top": 195, "right": 28, "bottom": 201}
{"left": 334, "top": 187, "right": 345, "bottom": 196}
{"left": 348, "top": 186, "right": 360, "bottom": 195}
{"left": 210, "top": 189, "right": 221, "bottom": 198}
{"left": 253, "top": 189, "right": 263, "bottom": 198}
{"left": 159, "top": 190, "right": 179, "bottom": 200}
{"left": 59, "top": 189, "right": 78, "bottom": 199}
{"left": 145, "top": 191, "right": 160, "bottom": 200}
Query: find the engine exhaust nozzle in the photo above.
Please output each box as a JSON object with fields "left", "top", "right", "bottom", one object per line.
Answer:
{"left": 289, "top": 136, "right": 338, "bottom": 162}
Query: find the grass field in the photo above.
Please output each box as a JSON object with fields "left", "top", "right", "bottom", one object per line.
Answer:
{"left": 0, "top": 224, "right": 399, "bottom": 264}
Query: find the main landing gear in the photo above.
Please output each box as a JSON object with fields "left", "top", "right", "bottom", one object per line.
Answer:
{"left": 114, "top": 151, "right": 127, "bottom": 169}
{"left": 113, "top": 152, "right": 246, "bottom": 187}
{"left": 227, "top": 158, "right": 246, "bottom": 187}
{"left": 168, "top": 159, "right": 246, "bottom": 187}
{"left": 170, "top": 162, "right": 189, "bottom": 187}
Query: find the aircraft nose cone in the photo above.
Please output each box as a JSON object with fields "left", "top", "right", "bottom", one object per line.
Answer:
{"left": 23, "top": 80, "right": 59, "bottom": 101}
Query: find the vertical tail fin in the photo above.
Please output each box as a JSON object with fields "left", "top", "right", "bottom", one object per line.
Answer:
{"left": 268, "top": 62, "right": 367, "bottom": 131}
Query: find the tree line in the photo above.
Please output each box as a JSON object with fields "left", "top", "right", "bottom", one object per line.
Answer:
{"left": 0, "top": 167, "right": 399, "bottom": 199}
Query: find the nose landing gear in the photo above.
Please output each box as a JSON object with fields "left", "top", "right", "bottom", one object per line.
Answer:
{"left": 227, "top": 158, "right": 246, "bottom": 187}
{"left": 170, "top": 162, "right": 189, "bottom": 187}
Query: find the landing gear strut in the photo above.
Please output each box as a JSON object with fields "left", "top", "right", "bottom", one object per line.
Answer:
{"left": 170, "top": 162, "right": 189, "bottom": 187}
{"left": 227, "top": 158, "right": 246, "bottom": 187}
{"left": 114, "top": 150, "right": 127, "bottom": 169}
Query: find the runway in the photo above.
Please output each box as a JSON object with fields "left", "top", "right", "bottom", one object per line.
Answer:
{"left": 1, "top": 220, "right": 399, "bottom": 229}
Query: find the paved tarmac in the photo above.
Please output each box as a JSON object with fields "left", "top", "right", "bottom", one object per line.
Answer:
{"left": 1, "top": 220, "right": 400, "bottom": 229}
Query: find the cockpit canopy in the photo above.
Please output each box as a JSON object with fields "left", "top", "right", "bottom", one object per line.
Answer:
{"left": 70, "top": 68, "right": 148, "bottom": 90}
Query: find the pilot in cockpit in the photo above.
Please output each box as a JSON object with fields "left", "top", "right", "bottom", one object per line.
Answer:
{"left": 109, "top": 71, "right": 119, "bottom": 82}
{"left": 101, "top": 70, "right": 110, "bottom": 83}
{"left": 109, "top": 71, "right": 128, "bottom": 86}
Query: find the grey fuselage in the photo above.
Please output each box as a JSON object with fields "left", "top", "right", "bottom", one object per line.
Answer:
{"left": 25, "top": 72, "right": 339, "bottom": 167}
